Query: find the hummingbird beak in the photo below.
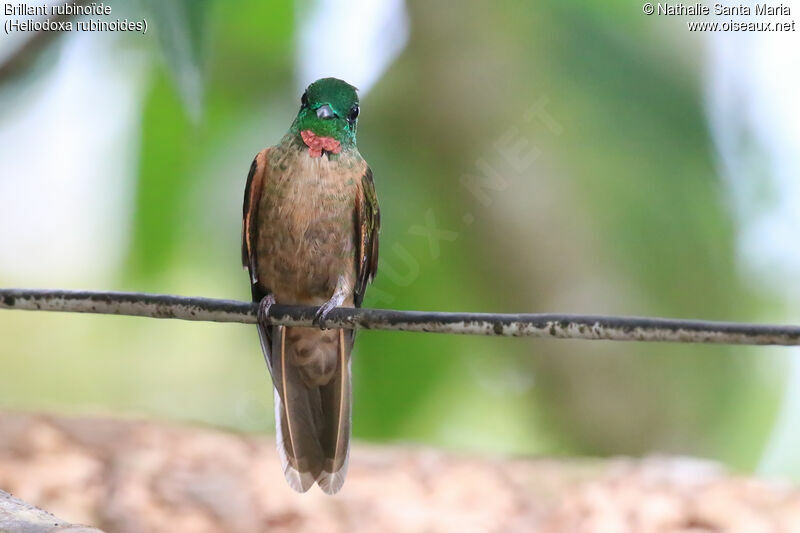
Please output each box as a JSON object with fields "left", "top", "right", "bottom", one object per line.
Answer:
{"left": 316, "top": 104, "right": 336, "bottom": 119}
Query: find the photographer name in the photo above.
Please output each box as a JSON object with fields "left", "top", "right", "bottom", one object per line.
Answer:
{"left": 656, "top": 3, "right": 791, "bottom": 15}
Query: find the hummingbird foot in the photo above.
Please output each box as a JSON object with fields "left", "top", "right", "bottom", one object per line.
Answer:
{"left": 312, "top": 298, "right": 342, "bottom": 330}
{"left": 257, "top": 293, "right": 276, "bottom": 327}
{"left": 312, "top": 278, "right": 349, "bottom": 330}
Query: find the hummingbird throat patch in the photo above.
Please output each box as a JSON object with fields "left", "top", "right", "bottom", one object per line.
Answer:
{"left": 300, "top": 130, "right": 342, "bottom": 158}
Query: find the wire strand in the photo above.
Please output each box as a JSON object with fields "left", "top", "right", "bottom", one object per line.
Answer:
{"left": 1, "top": 288, "right": 799, "bottom": 345}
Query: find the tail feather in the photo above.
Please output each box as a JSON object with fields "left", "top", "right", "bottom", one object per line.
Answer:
{"left": 317, "top": 329, "right": 352, "bottom": 494}
{"left": 273, "top": 388, "right": 318, "bottom": 491}
{"left": 271, "top": 326, "right": 324, "bottom": 492}
{"left": 267, "top": 325, "right": 352, "bottom": 494}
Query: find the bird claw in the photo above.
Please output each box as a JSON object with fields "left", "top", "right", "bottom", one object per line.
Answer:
{"left": 257, "top": 294, "right": 276, "bottom": 327}
{"left": 313, "top": 278, "right": 348, "bottom": 329}
{"left": 312, "top": 301, "right": 337, "bottom": 330}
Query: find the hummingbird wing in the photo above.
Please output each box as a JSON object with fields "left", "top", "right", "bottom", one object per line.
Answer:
{"left": 242, "top": 149, "right": 273, "bottom": 356}
{"left": 242, "top": 149, "right": 268, "bottom": 278}
{"left": 354, "top": 166, "right": 380, "bottom": 307}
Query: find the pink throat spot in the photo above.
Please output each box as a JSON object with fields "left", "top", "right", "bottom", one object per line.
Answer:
{"left": 301, "top": 130, "right": 341, "bottom": 158}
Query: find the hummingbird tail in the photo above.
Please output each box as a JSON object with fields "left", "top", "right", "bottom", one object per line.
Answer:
{"left": 270, "top": 326, "right": 352, "bottom": 494}
{"left": 317, "top": 328, "right": 352, "bottom": 494}
{"left": 271, "top": 325, "right": 324, "bottom": 492}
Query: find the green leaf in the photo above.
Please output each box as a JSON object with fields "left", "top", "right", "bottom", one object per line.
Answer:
{"left": 142, "top": 0, "right": 211, "bottom": 120}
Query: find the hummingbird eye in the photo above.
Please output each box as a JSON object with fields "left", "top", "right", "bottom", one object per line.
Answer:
{"left": 300, "top": 91, "right": 309, "bottom": 109}
{"left": 347, "top": 104, "right": 359, "bottom": 125}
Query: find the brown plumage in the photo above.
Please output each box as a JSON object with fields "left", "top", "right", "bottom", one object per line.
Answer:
{"left": 242, "top": 124, "right": 379, "bottom": 494}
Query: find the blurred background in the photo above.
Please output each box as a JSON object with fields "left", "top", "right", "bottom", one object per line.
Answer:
{"left": 1, "top": 0, "right": 799, "bottom": 479}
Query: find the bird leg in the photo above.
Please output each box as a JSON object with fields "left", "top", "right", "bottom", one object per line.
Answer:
{"left": 313, "top": 276, "right": 349, "bottom": 330}
{"left": 257, "top": 293, "right": 276, "bottom": 328}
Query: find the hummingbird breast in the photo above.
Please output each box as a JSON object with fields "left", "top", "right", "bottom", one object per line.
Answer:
{"left": 255, "top": 142, "right": 362, "bottom": 306}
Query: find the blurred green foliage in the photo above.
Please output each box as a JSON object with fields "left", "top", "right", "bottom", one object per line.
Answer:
{"left": 0, "top": 0, "right": 784, "bottom": 471}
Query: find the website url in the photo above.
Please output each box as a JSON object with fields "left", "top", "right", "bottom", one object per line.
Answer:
{"left": 687, "top": 20, "right": 796, "bottom": 31}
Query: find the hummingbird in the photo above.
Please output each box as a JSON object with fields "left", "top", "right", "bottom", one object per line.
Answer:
{"left": 241, "top": 78, "right": 380, "bottom": 494}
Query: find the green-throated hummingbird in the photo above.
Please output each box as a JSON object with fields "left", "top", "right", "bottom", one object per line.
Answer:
{"left": 242, "top": 78, "right": 380, "bottom": 494}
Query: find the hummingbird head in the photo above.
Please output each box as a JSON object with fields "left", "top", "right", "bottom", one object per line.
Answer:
{"left": 291, "top": 78, "right": 360, "bottom": 156}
